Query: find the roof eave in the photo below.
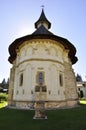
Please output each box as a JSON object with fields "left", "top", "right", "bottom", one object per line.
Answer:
{"left": 8, "top": 34, "right": 77, "bottom": 64}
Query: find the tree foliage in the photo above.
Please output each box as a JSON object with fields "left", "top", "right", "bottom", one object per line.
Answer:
{"left": 0, "top": 78, "right": 9, "bottom": 93}
{"left": 0, "top": 93, "right": 8, "bottom": 102}
{"left": 76, "top": 74, "right": 82, "bottom": 82}
{"left": 0, "top": 78, "right": 9, "bottom": 89}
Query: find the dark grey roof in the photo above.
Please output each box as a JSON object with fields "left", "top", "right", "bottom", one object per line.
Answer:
{"left": 32, "top": 25, "right": 53, "bottom": 35}
{"left": 8, "top": 10, "right": 78, "bottom": 65}
{"left": 35, "top": 9, "right": 51, "bottom": 29}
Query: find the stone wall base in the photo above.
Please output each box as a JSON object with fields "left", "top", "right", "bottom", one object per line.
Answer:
{"left": 8, "top": 99, "right": 78, "bottom": 109}
{"left": 45, "top": 100, "right": 78, "bottom": 109}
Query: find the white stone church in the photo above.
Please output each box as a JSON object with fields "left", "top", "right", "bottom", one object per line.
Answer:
{"left": 8, "top": 9, "right": 78, "bottom": 109}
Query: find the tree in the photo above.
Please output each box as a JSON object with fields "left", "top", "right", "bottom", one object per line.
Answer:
{"left": 76, "top": 74, "right": 82, "bottom": 82}
{"left": 1, "top": 78, "right": 6, "bottom": 89}
{"left": 0, "top": 78, "right": 9, "bottom": 93}
{"left": 5, "top": 78, "right": 9, "bottom": 89}
{"left": 0, "top": 93, "right": 8, "bottom": 102}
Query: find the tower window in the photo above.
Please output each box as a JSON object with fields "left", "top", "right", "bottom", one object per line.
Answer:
{"left": 59, "top": 73, "right": 63, "bottom": 87}
{"left": 19, "top": 73, "right": 23, "bottom": 86}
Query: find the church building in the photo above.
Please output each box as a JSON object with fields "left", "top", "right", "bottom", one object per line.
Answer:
{"left": 8, "top": 9, "right": 78, "bottom": 109}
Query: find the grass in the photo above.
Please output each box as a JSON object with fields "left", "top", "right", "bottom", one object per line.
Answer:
{"left": 0, "top": 105, "right": 86, "bottom": 130}
{"left": 80, "top": 100, "right": 86, "bottom": 104}
{"left": 79, "top": 98, "right": 86, "bottom": 104}
{"left": 0, "top": 93, "right": 8, "bottom": 109}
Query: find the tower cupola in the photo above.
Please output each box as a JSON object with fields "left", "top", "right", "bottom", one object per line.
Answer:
{"left": 35, "top": 9, "right": 51, "bottom": 29}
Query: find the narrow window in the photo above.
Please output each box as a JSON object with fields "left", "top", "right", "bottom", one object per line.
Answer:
{"left": 35, "top": 71, "right": 46, "bottom": 92}
{"left": 59, "top": 73, "right": 63, "bottom": 87}
{"left": 19, "top": 73, "right": 23, "bottom": 86}
{"left": 37, "top": 72, "right": 44, "bottom": 85}
{"left": 39, "top": 72, "right": 43, "bottom": 85}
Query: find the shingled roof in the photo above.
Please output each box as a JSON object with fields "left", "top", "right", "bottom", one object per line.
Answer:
{"left": 32, "top": 25, "right": 53, "bottom": 35}
{"left": 35, "top": 9, "right": 51, "bottom": 29}
{"left": 8, "top": 9, "right": 78, "bottom": 64}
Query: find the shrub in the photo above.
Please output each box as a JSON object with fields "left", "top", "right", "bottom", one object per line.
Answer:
{"left": 0, "top": 93, "right": 8, "bottom": 102}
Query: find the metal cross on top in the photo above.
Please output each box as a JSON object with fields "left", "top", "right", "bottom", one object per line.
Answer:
{"left": 41, "top": 5, "right": 45, "bottom": 9}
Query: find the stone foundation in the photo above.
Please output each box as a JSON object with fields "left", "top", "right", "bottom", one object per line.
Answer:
{"left": 8, "top": 99, "right": 78, "bottom": 109}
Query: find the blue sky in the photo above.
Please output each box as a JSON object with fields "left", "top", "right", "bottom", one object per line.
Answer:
{"left": 0, "top": 0, "right": 86, "bottom": 82}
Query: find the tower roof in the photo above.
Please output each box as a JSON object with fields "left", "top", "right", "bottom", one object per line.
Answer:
{"left": 32, "top": 25, "right": 53, "bottom": 35}
{"left": 35, "top": 9, "right": 51, "bottom": 29}
{"left": 8, "top": 10, "right": 78, "bottom": 65}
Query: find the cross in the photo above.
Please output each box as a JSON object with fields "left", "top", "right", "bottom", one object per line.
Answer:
{"left": 41, "top": 5, "right": 45, "bottom": 9}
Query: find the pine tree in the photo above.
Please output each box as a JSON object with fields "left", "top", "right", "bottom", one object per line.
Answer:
{"left": 76, "top": 74, "right": 82, "bottom": 82}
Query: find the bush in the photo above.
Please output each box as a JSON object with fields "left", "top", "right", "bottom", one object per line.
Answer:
{"left": 0, "top": 93, "right": 8, "bottom": 102}
{"left": 78, "top": 90, "right": 84, "bottom": 98}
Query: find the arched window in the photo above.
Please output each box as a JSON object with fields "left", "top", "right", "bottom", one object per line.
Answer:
{"left": 37, "top": 72, "right": 44, "bottom": 85}
{"left": 39, "top": 72, "right": 44, "bottom": 85}
{"left": 19, "top": 73, "right": 23, "bottom": 86}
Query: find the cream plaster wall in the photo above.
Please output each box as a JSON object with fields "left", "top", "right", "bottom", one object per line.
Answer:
{"left": 13, "top": 39, "right": 67, "bottom": 101}
{"left": 16, "top": 39, "right": 65, "bottom": 64}
{"left": 8, "top": 39, "right": 78, "bottom": 108}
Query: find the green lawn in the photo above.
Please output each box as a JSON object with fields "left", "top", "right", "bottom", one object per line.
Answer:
{"left": 0, "top": 105, "right": 86, "bottom": 130}
{"left": 0, "top": 93, "right": 8, "bottom": 109}
{"left": 80, "top": 100, "right": 86, "bottom": 104}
